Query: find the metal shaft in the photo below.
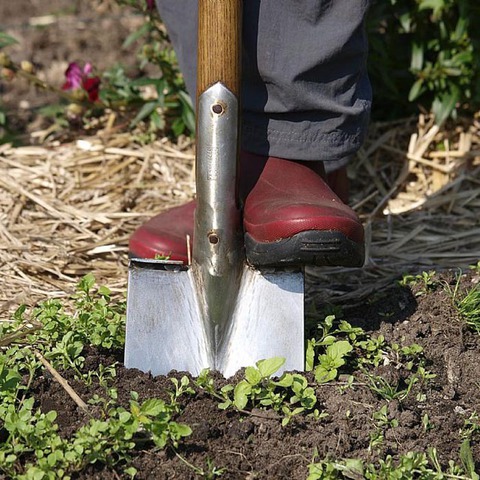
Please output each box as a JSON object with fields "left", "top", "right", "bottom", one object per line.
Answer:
{"left": 193, "top": 83, "right": 243, "bottom": 363}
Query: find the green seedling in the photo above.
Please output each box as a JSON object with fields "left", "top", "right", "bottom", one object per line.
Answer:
{"left": 461, "top": 411, "right": 480, "bottom": 440}
{"left": 400, "top": 270, "right": 437, "bottom": 296}
{"left": 306, "top": 315, "right": 359, "bottom": 376}
{"left": 307, "top": 458, "right": 364, "bottom": 480}
{"left": 447, "top": 271, "right": 480, "bottom": 333}
{"left": 175, "top": 453, "right": 226, "bottom": 479}
{"left": 372, "top": 404, "right": 399, "bottom": 429}
{"left": 198, "top": 358, "right": 320, "bottom": 426}
{"left": 0, "top": 388, "right": 193, "bottom": 479}
{"left": 369, "top": 405, "right": 398, "bottom": 453}
{"left": 456, "top": 284, "right": 480, "bottom": 333}
{"left": 364, "top": 372, "right": 418, "bottom": 402}
{"left": 356, "top": 335, "right": 387, "bottom": 367}
{"left": 422, "top": 413, "right": 434, "bottom": 432}
{"left": 369, "top": 429, "right": 384, "bottom": 453}
{"left": 154, "top": 252, "right": 171, "bottom": 260}
{"left": 307, "top": 316, "right": 426, "bottom": 378}
{"left": 313, "top": 340, "right": 353, "bottom": 383}
{"left": 307, "top": 448, "right": 473, "bottom": 480}
{"left": 169, "top": 376, "right": 195, "bottom": 405}
{"left": 459, "top": 439, "right": 480, "bottom": 480}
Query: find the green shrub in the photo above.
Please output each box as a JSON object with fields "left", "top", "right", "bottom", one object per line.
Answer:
{"left": 368, "top": 0, "right": 480, "bottom": 123}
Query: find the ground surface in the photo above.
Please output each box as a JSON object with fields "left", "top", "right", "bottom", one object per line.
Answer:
{"left": 29, "top": 272, "right": 480, "bottom": 479}
{"left": 1, "top": 1, "right": 480, "bottom": 479}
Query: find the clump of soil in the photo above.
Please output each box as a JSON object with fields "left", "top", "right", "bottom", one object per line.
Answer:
{"left": 28, "top": 272, "right": 480, "bottom": 479}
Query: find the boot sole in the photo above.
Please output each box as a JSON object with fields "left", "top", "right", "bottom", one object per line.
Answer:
{"left": 245, "top": 230, "right": 365, "bottom": 268}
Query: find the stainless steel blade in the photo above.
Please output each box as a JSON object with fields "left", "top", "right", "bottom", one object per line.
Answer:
{"left": 125, "top": 259, "right": 304, "bottom": 377}
{"left": 124, "top": 258, "right": 213, "bottom": 376}
{"left": 217, "top": 267, "right": 304, "bottom": 377}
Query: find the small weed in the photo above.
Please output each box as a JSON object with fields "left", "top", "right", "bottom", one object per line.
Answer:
{"left": 372, "top": 404, "right": 399, "bottom": 429}
{"left": 422, "top": 413, "right": 434, "bottom": 433}
{"left": 459, "top": 439, "right": 479, "bottom": 480}
{"left": 0, "top": 387, "right": 192, "bottom": 478}
{"left": 364, "top": 372, "right": 418, "bottom": 402}
{"left": 0, "top": 275, "right": 197, "bottom": 478}
{"left": 307, "top": 315, "right": 428, "bottom": 383}
{"left": 461, "top": 411, "right": 480, "bottom": 440}
{"left": 368, "top": 405, "right": 398, "bottom": 453}
{"left": 176, "top": 453, "right": 226, "bottom": 479}
{"left": 307, "top": 448, "right": 472, "bottom": 479}
{"left": 400, "top": 270, "right": 438, "bottom": 296}
{"left": 446, "top": 270, "right": 480, "bottom": 333}
{"left": 311, "top": 340, "right": 353, "bottom": 383}
{"left": 169, "top": 376, "right": 195, "bottom": 405}
{"left": 456, "top": 284, "right": 480, "bottom": 333}
{"left": 197, "top": 358, "right": 324, "bottom": 426}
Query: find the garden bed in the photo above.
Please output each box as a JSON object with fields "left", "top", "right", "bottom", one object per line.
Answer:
{"left": 1, "top": 1, "right": 480, "bottom": 478}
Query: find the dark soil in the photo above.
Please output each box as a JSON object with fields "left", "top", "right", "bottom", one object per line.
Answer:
{"left": 27, "top": 271, "right": 480, "bottom": 479}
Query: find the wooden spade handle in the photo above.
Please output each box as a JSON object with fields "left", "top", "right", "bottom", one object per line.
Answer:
{"left": 197, "top": 0, "right": 242, "bottom": 98}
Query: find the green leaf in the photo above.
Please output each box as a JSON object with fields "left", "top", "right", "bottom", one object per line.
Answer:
{"left": 342, "top": 458, "right": 365, "bottom": 479}
{"left": 410, "top": 42, "right": 424, "bottom": 71}
{"left": 314, "top": 365, "right": 337, "bottom": 384}
{"left": 460, "top": 439, "right": 479, "bottom": 480}
{"left": 432, "top": 88, "right": 460, "bottom": 125}
{"left": 418, "top": 0, "right": 447, "bottom": 17}
{"left": 256, "top": 357, "right": 285, "bottom": 378}
{"left": 140, "top": 398, "right": 166, "bottom": 416}
{"left": 178, "top": 90, "right": 195, "bottom": 133}
{"left": 98, "top": 285, "right": 111, "bottom": 297}
{"left": 305, "top": 339, "right": 315, "bottom": 371}
{"left": 0, "top": 32, "right": 18, "bottom": 48}
{"left": 281, "top": 416, "right": 290, "bottom": 427}
{"left": 170, "top": 422, "right": 192, "bottom": 439}
{"left": 130, "top": 101, "right": 160, "bottom": 128}
{"left": 244, "top": 366, "right": 262, "bottom": 385}
{"left": 233, "top": 380, "right": 251, "bottom": 410}
{"left": 122, "top": 23, "right": 150, "bottom": 49}
{"left": 291, "top": 374, "right": 308, "bottom": 394}
{"left": 118, "top": 411, "right": 131, "bottom": 423}
{"left": 78, "top": 273, "right": 95, "bottom": 294}
{"left": 398, "top": 12, "right": 412, "bottom": 33}
{"left": 218, "top": 400, "right": 232, "bottom": 410}
{"left": 273, "top": 373, "right": 293, "bottom": 388}
{"left": 124, "top": 467, "right": 138, "bottom": 479}
{"left": 327, "top": 341, "right": 353, "bottom": 364}
{"left": 0, "top": 366, "right": 21, "bottom": 393}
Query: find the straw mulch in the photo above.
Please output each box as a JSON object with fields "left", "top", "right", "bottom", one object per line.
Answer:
{"left": 309, "top": 114, "right": 480, "bottom": 305}
{"left": 0, "top": 132, "right": 195, "bottom": 315}
{"left": 0, "top": 115, "right": 479, "bottom": 316}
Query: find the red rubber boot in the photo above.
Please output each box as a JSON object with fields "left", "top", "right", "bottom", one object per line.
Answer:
{"left": 129, "top": 201, "right": 195, "bottom": 263}
{"left": 128, "top": 153, "right": 360, "bottom": 266}
{"left": 128, "top": 152, "right": 268, "bottom": 260}
{"left": 243, "top": 157, "right": 364, "bottom": 267}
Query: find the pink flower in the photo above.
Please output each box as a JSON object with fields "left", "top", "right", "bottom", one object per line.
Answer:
{"left": 146, "top": 0, "right": 156, "bottom": 10}
{"left": 62, "top": 62, "right": 100, "bottom": 102}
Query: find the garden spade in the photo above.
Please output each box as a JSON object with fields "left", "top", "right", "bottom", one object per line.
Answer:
{"left": 124, "top": 0, "right": 304, "bottom": 377}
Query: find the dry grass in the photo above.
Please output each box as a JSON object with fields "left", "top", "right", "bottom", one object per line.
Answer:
{"left": 0, "top": 114, "right": 479, "bottom": 316}
{"left": 0, "top": 131, "right": 195, "bottom": 315}
{"left": 309, "top": 114, "right": 480, "bottom": 305}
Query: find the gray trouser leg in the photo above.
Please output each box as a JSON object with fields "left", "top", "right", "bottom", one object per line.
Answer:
{"left": 156, "top": 0, "right": 371, "bottom": 168}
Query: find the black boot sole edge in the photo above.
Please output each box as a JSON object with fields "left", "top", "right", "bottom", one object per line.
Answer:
{"left": 245, "top": 230, "right": 365, "bottom": 268}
